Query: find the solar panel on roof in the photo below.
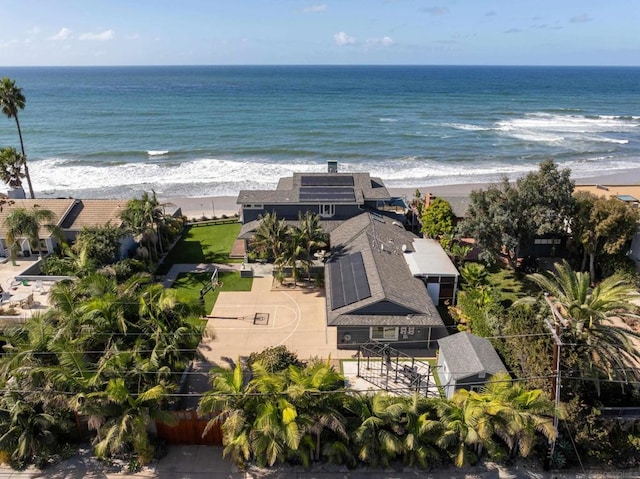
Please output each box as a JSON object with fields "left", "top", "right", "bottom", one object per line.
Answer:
{"left": 299, "top": 187, "right": 356, "bottom": 202}
{"left": 301, "top": 175, "right": 354, "bottom": 187}
{"left": 329, "top": 252, "right": 372, "bottom": 310}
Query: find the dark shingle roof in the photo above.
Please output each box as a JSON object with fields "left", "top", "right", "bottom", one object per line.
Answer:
{"left": 438, "top": 332, "right": 507, "bottom": 381}
{"left": 325, "top": 212, "right": 444, "bottom": 327}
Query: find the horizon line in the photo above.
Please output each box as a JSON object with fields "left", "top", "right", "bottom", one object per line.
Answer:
{"left": 3, "top": 63, "right": 640, "bottom": 69}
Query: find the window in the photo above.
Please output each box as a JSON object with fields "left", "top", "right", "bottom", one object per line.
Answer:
{"left": 243, "top": 203, "right": 263, "bottom": 209}
{"left": 534, "top": 238, "right": 561, "bottom": 245}
{"left": 319, "top": 204, "right": 335, "bottom": 217}
{"left": 370, "top": 326, "right": 399, "bottom": 341}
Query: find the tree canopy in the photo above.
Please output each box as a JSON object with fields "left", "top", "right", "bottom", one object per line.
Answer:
{"left": 572, "top": 191, "right": 640, "bottom": 282}
{"left": 459, "top": 159, "right": 575, "bottom": 267}
{"left": 421, "top": 197, "right": 456, "bottom": 239}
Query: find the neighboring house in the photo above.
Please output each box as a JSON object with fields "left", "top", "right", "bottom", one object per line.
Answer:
{"left": 236, "top": 164, "right": 393, "bottom": 247}
{"left": 325, "top": 212, "right": 450, "bottom": 350}
{"left": 437, "top": 332, "right": 507, "bottom": 399}
{"left": 574, "top": 184, "right": 640, "bottom": 271}
{"left": 0, "top": 198, "right": 129, "bottom": 258}
{"left": 59, "top": 199, "right": 133, "bottom": 258}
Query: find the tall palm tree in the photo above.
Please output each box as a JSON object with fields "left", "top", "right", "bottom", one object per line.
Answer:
{"left": 3, "top": 206, "right": 56, "bottom": 264}
{"left": 0, "top": 77, "right": 34, "bottom": 199}
{"left": 526, "top": 260, "right": 640, "bottom": 387}
{"left": 120, "top": 191, "right": 165, "bottom": 262}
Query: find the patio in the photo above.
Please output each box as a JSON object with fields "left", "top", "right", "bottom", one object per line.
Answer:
{"left": 0, "top": 257, "right": 53, "bottom": 323}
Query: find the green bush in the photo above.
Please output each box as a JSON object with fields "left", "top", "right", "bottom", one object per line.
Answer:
{"left": 247, "top": 345, "right": 305, "bottom": 373}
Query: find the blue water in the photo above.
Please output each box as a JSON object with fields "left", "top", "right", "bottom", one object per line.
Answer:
{"left": 0, "top": 65, "right": 639, "bottom": 199}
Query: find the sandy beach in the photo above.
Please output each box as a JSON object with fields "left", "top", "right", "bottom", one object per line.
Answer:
{"left": 163, "top": 168, "right": 640, "bottom": 221}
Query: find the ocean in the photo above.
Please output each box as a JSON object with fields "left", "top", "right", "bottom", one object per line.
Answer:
{"left": 0, "top": 65, "right": 639, "bottom": 199}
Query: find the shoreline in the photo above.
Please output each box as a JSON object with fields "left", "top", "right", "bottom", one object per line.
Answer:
{"left": 163, "top": 168, "right": 640, "bottom": 220}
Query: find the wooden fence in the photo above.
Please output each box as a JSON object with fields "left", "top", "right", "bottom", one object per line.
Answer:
{"left": 155, "top": 410, "right": 223, "bottom": 445}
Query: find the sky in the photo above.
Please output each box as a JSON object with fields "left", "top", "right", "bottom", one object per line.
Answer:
{"left": 0, "top": 0, "right": 638, "bottom": 66}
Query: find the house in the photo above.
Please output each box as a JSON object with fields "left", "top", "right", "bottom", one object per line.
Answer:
{"left": 236, "top": 164, "right": 394, "bottom": 249}
{"left": 325, "top": 212, "right": 450, "bottom": 350}
{"left": 437, "top": 332, "right": 507, "bottom": 399}
{"left": 0, "top": 198, "right": 130, "bottom": 258}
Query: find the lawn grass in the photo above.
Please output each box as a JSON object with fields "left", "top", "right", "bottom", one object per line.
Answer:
{"left": 158, "top": 223, "right": 242, "bottom": 274}
{"left": 171, "top": 271, "right": 253, "bottom": 314}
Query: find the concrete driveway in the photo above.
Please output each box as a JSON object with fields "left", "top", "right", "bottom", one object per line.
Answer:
{"left": 198, "top": 276, "right": 354, "bottom": 367}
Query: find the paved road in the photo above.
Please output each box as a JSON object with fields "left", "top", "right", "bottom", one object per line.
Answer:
{"left": 2, "top": 446, "right": 637, "bottom": 479}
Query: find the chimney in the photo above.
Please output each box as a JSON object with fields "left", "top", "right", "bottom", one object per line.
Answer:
{"left": 424, "top": 192, "right": 434, "bottom": 209}
{"left": 327, "top": 160, "right": 338, "bottom": 173}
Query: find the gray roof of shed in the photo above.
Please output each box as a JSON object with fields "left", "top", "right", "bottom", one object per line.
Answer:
{"left": 438, "top": 332, "right": 507, "bottom": 381}
{"left": 325, "top": 212, "right": 444, "bottom": 328}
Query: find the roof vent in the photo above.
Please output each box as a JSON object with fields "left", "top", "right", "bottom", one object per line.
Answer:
{"left": 327, "top": 160, "right": 338, "bottom": 173}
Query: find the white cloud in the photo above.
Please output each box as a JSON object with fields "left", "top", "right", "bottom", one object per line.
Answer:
{"left": 50, "top": 27, "right": 72, "bottom": 41}
{"left": 303, "top": 4, "right": 327, "bottom": 13}
{"left": 570, "top": 13, "right": 592, "bottom": 24}
{"left": 79, "top": 29, "right": 114, "bottom": 41}
{"left": 366, "top": 36, "right": 395, "bottom": 47}
{"left": 334, "top": 31, "right": 356, "bottom": 46}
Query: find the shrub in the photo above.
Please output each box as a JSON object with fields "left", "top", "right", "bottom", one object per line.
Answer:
{"left": 247, "top": 345, "right": 305, "bottom": 373}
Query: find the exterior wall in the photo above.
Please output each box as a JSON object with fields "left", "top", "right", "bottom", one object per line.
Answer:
{"left": 520, "top": 235, "right": 568, "bottom": 258}
{"left": 336, "top": 325, "right": 445, "bottom": 350}
{"left": 420, "top": 275, "right": 458, "bottom": 305}
{"left": 437, "top": 354, "right": 455, "bottom": 399}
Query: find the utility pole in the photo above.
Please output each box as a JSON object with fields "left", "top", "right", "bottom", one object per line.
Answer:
{"left": 543, "top": 293, "right": 565, "bottom": 466}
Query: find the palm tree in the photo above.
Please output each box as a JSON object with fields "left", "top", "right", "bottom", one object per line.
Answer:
{"left": 348, "top": 393, "right": 406, "bottom": 468}
{"left": 0, "top": 77, "right": 34, "bottom": 198}
{"left": 0, "top": 394, "right": 57, "bottom": 465}
{"left": 251, "top": 212, "right": 289, "bottom": 263}
{"left": 435, "top": 388, "right": 499, "bottom": 467}
{"left": 120, "top": 191, "right": 165, "bottom": 262}
{"left": 525, "top": 260, "right": 640, "bottom": 387}
{"left": 0, "top": 147, "right": 26, "bottom": 189}
{"left": 294, "top": 211, "right": 327, "bottom": 281}
{"left": 3, "top": 206, "right": 56, "bottom": 264}
{"left": 199, "top": 361, "right": 252, "bottom": 468}
{"left": 397, "top": 394, "right": 443, "bottom": 469}
{"left": 481, "top": 373, "right": 557, "bottom": 458}
{"left": 285, "top": 359, "right": 347, "bottom": 464}
{"left": 78, "top": 378, "right": 175, "bottom": 465}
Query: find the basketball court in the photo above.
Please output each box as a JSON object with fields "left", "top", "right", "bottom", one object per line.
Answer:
{"left": 198, "top": 275, "right": 354, "bottom": 367}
